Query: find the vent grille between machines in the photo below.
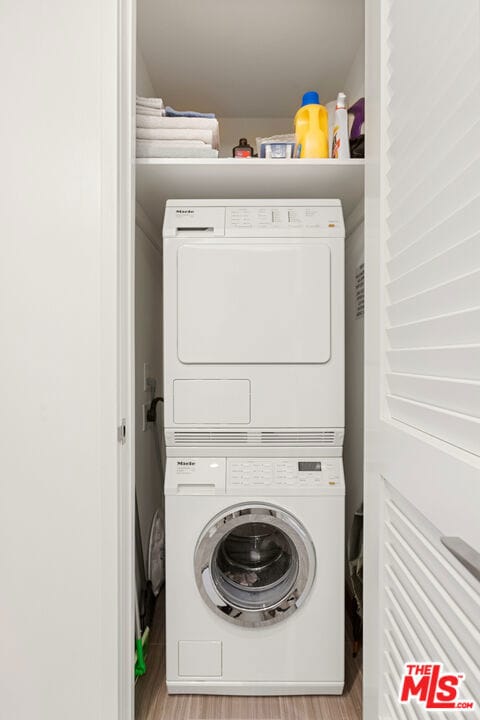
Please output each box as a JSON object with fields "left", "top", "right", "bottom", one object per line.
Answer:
{"left": 170, "top": 430, "right": 339, "bottom": 446}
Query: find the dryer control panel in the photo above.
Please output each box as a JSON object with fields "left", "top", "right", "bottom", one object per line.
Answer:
{"left": 227, "top": 458, "right": 344, "bottom": 496}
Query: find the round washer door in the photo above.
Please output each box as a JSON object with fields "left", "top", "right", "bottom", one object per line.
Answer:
{"left": 194, "top": 503, "right": 316, "bottom": 627}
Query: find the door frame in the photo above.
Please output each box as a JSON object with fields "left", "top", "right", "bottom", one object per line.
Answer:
{"left": 117, "top": 0, "right": 135, "bottom": 717}
{"left": 363, "top": 0, "right": 383, "bottom": 717}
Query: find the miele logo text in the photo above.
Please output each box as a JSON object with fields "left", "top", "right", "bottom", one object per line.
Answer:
{"left": 399, "top": 663, "right": 474, "bottom": 711}
{"left": 177, "top": 461, "right": 195, "bottom": 466}
{"left": 175, "top": 209, "right": 194, "bottom": 214}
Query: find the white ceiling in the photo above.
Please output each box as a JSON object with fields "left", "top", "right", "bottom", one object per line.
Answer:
{"left": 137, "top": 0, "right": 364, "bottom": 118}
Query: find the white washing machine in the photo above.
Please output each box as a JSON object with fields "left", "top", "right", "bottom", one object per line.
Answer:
{"left": 165, "top": 456, "right": 345, "bottom": 695}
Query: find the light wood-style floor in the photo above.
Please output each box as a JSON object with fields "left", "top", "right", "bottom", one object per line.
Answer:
{"left": 135, "top": 593, "right": 362, "bottom": 720}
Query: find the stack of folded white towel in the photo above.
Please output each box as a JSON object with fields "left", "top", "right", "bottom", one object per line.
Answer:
{"left": 136, "top": 96, "right": 220, "bottom": 158}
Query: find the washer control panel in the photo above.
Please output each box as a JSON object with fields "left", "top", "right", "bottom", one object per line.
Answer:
{"left": 227, "top": 458, "right": 344, "bottom": 495}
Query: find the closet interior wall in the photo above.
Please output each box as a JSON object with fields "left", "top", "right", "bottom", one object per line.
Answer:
{"left": 343, "top": 36, "right": 365, "bottom": 582}
{"left": 134, "top": 205, "right": 164, "bottom": 582}
{"left": 135, "top": 52, "right": 162, "bottom": 577}
{"left": 345, "top": 209, "right": 365, "bottom": 560}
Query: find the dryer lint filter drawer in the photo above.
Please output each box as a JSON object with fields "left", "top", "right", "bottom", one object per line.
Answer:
{"left": 173, "top": 379, "right": 251, "bottom": 424}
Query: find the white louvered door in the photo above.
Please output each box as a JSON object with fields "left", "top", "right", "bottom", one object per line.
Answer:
{"left": 364, "top": 1, "right": 480, "bottom": 718}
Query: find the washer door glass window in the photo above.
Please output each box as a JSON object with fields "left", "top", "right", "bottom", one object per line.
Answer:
{"left": 195, "top": 503, "right": 316, "bottom": 627}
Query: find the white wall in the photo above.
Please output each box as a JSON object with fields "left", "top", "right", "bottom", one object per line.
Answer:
{"left": 343, "top": 33, "right": 365, "bottom": 588}
{"left": 135, "top": 210, "right": 164, "bottom": 570}
{"left": 344, "top": 213, "right": 365, "bottom": 561}
{"left": 136, "top": 46, "right": 156, "bottom": 97}
{"left": 345, "top": 36, "right": 365, "bottom": 105}
{"left": 0, "top": 1, "right": 123, "bottom": 719}
{"left": 135, "top": 41, "right": 164, "bottom": 603}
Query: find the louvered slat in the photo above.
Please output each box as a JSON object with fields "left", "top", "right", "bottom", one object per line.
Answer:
{"left": 388, "top": 347, "right": 480, "bottom": 380}
{"left": 386, "top": 2, "right": 476, "bottom": 155}
{"left": 386, "top": 374, "right": 480, "bottom": 418}
{"left": 387, "top": 270, "right": 480, "bottom": 326}
{"left": 384, "top": 624, "right": 438, "bottom": 720}
{"left": 386, "top": 565, "right": 478, "bottom": 708}
{"left": 387, "top": 234, "right": 480, "bottom": 302}
{"left": 387, "top": 309, "right": 480, "bottom": 349}
{"left": 386, "top": 3, "right": 459, "bottom": 113}
{"left": 381, "top": 491, "right": 480, "bottom": 718}
{"left": 387, "top": 198, "right": 480, "bottom": 280}
{"left": 388, "top": 115, "right": 480, "bottom": 221}
{"left": 384, "top": 639, "right": 425, "bottom": 720}
{"left": 386, "top": 396, "right": 480, "bottom": 455}
{"left": 388, "top": 50, "right": 480, "bottom": 192}
{"left": 384, "top": 0, "right": 480, "bottom": 456}
{"left": 388, "top": 501, "right": 480, "bottom": 626}
{"left": 387, "top": 528, "right": 480, "bottom": 663}
{"left": 383, "top": 664, "right": 411, "bottom": 720}
{"left": 388, "top": 161, "right": 480, "bottom": 258}
{"left": 385, "top": 589, "right": 461, "bottom": 720}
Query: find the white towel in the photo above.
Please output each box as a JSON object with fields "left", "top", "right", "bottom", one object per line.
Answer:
{"left": 136, "top": 141, "right": 218, "bottom": 158}
{"left": 136, "top": 105, "right": 165, "bottom": 117}
{"left": 136, "top": 96, "right": 164, "bottom": 109}
{"left": 137, "top": 139, "right": 207, "bottom": 147}
{"left": 136, "top": 128, "right": 214, "bottom": 145}
{"left": 135, "top": 115, "right": 220, "bottom": 149}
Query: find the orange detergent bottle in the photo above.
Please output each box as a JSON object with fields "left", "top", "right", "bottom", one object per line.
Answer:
{"left": 294, "top": 91, "right": 329, "bottom": 158}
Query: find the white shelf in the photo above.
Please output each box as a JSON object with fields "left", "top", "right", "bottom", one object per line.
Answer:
{"left": 136, "top": 158, "right": 364, "bottom": 166}
{"left": 135, "top": 158, "right": 364, "bottom": 230}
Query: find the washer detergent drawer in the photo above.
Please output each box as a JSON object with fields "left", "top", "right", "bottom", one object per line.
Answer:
{"left": 164, "top": 457, "right": 226, "bottom": 495}
{"left": 177, "top": 242, "right": 331, "bottom": 364}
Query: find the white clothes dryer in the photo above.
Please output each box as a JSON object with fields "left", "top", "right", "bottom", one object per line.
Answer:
{"left": 162, "top": 199, "right": 345, "bottom": 456}
{"left": 165, "top": 456, "right": 345, "bottom": 695}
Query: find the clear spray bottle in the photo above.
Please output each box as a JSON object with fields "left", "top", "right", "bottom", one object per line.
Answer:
{"left": 332, "top": 92, "right": 350, "bottom": 159}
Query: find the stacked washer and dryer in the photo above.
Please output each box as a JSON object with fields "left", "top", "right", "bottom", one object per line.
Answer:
{"left": 162, "top": 199, "right": 345, "bottom": 695}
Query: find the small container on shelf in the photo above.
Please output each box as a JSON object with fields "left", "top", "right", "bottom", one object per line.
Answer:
{"left": 232, "top": 138, "right": 255, "bottom": 158}
{"left": 332, "top": 92, "right": 350, "bottom": 159}
{"left": 257, "top": 134, "right": 296, "bottom": 159}
{"left": 294, "top": 91, "right": 329, "bottom": 159}
{"left": 348, "top": 97, "right": 365, "bottom": 159}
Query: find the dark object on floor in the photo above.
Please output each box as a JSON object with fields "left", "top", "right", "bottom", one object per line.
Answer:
{"left": 136, "top": 497, "right": 157, "bottom": 629}
{"left": 350, "top": 593, "right": 363, "bottom": 657}
{"left": 348, "top": 503, "right": 364, "bottom": 656}
{"left": 348, "top": 504, "right": 364, "bottom": 617}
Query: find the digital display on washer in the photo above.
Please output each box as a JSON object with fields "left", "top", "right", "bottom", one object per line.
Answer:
{"left": 298, "top": 461, "right": 322, "bottom": 471}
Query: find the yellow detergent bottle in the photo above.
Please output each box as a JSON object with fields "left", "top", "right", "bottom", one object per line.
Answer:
{"left": 295, "top": 91, "right": 329, "bottom": 158}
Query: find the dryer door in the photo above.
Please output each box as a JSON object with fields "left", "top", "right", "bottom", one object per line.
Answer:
{"left": 194, "top": 503, "right": 316, "bottom": 627}
{"left": 177, "top": 242, "right": 331, "bottom": 364}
